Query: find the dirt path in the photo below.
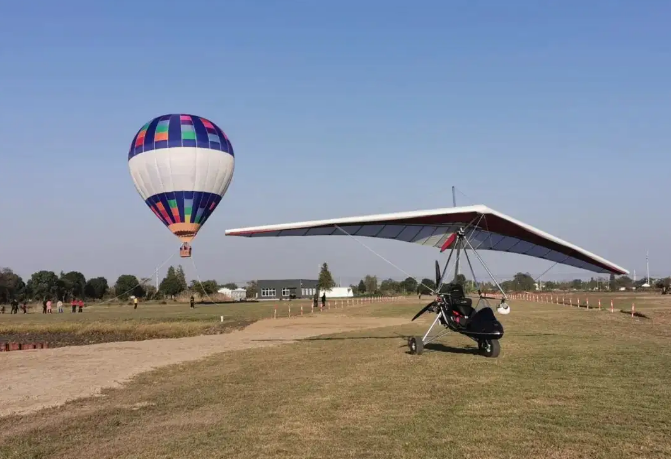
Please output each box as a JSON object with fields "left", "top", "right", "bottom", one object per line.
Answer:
{"left": 0, "top": 314, "right": 409, "bottom": 418}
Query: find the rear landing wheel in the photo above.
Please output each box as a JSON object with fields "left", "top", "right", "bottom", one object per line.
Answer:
{"left": 479, "top": 339, "right": 500, "bottom": 358}
{"left": 408, "top": 336, "right": 424, "bottom": 355}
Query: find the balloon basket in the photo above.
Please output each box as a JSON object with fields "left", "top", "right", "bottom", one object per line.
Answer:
{"left": 180, "top": 244, "right": 192, "bottom": 258}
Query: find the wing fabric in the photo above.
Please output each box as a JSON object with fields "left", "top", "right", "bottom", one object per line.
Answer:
{"left": 225, "top": 205, "right": 628, "bottom": 275}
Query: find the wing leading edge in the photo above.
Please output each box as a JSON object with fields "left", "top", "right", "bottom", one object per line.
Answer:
{"left": 225, "top": 204, "right": 628, "bottom": 275}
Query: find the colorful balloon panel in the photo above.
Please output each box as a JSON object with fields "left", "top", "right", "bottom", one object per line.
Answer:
{"left": 128, "top": 114, "right": 234, "bottom": 242}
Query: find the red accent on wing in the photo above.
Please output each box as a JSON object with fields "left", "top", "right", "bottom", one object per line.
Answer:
{"left": 440, "top": 233, "right": 457, "bottom": 252}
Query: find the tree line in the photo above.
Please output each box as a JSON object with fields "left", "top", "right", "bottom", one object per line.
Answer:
{"left": 347, "top": 271, "right": 667, "bottom": 295}
{"left": 348, "top": 273, "right": 493, "bottom": 296}
{"left": 0, "top": 265, "right": 242, "bottom": 303}
{"left": 3, "top": 263, "right": 664, "bottom": 305}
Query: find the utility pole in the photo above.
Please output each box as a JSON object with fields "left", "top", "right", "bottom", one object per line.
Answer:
{"left": 646, "top": 250, "right": 650, "bottom": 285}
{"left": 452, "top": 185, "right": 459, "bottom": 279}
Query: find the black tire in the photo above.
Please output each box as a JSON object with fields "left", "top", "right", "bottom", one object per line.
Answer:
{"left": 408, "top": 336, "right": 424, "bottom": 355}
{"left": 479, "top": 339, "right": 500, "bottom": 358}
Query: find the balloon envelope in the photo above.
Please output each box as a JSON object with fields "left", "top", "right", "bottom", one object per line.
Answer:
{"left": 128, "top": 114, "right": 234, "bottom": 242}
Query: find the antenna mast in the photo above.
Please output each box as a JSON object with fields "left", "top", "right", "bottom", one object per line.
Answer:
{"left": 646, "top": 250, "right": 650, "bottom": 285}
{"left": 452, "top": 185, "right": 459, "bottom": 278}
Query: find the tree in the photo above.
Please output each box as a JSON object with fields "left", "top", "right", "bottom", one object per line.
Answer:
{"left": 114, "top": 274, "right": 145, "bottom": 300}
{"left": 84, "top": 277, "right": 109, "bottom": 299}
{"left": 317, "top": 263, "right": 336, "bottom": 291}
{"left": 417, "top": 278, "right": 436, "bottom": 295}
{"left": 160, "top": 266, "right": 186, "bottom": 298}
{"left": 0, "top": 268, "right": 25, "bottom": 302}
{"left": 513, "top": 272, "right": 536, "bottom": 291}
{"left": 222, "top": 282, "right": 238, "bottom": 290}
{"left": 655, "top": 277, "right": 671, "bottom": 289}
{"left": 138, "top": 278, "right": 158, "bottom": 299}
{"left": 380, "top": 278, "right": 400, "bottom": 294}
{"left": 246, "top": 280, "right": 258, "bottom": 298}
{"left": 60, "top": 271, "right": 86, "bottom": 299}
{"left": 570, "top": 279, "right": 583, "bottom": 290}
{"left": 454, "top": 274, "right": 467, "bottom": 286}
{"left": 543, "top": 281, "right": 558, "bottom": 291}
{"left": 501, "top": 273, "right": 535, "bottom": 292}
{"left": 399, "top": 277, "right": 418, "bottom": 294}
{"left": 26, "top": 270, "right": 62, "bottom": 300}
{"left": 175, "top": 265, "right": 188, "bottom": 291}
{"left": 363, "top": 275, "right": 378, "bottom": 294}
{"left": 190, "top": 279, "right": 219, "bottom": 296}
{"left": 613, "top": 275, "right": 633, "bottom": 290}
{"left": 357, "top": 279, "right": 366, "bottom": 294}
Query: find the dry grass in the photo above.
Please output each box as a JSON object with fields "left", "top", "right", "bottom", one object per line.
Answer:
{"left": 1, "top": 297, "right": 671, "bottom": 458}
{"left": 0, "top": 300, "right": 307, "bottom": 346}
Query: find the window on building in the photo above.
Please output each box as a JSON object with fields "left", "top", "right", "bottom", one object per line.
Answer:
{"left": 261, "top": 288, "right": 276, "bottom": 297}
{"left": 282, "top": 288, "right": 290, "bottom": 297}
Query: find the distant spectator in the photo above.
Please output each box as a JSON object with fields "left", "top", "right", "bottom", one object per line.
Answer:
{"left": 57, "top": 300, "right": 63, "bottom": 313}
{"left": 47, "top": 300, "right": 52, "bottom": 314}
{"left": 133, "top": 297, "right": 138, "bottom": 309}
{"left": 71, "top": 299, "right": 77, "bottom": 313}
{"left": 42, "top": 299, "right": 47, "bottom": 314}
{"left": 78, "top": 299, "right": 84, "bottom": 312}
{"left": 10, "top": 298, "right": 18, "bottom": 314}
{"left": 190, "top": 295, "right": 195, "bottom": 309}
{"left": 21, "top": 302, "right": 27, "bottom": 313}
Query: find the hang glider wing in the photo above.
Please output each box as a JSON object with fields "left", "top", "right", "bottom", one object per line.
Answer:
{"left": 225, "top": 204, "right": 628, "bottom": 275}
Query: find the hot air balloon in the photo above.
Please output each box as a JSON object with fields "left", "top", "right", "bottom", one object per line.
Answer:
{"left": 128, "top": 114, "right": 234, "bottom": 258}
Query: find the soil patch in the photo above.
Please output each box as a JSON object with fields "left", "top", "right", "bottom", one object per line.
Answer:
{"left": 0, "top": 315, "right": 409, "bottom": 418}
{"left": 0, "top": 320, "right": 253, "bottom": 348}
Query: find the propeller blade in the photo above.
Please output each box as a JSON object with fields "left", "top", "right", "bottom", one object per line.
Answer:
{"left": 435, "top": 260, "right": 441, "bottom": 288}
{"left": 411, "top": 302, "right": 435, "bottom": 321}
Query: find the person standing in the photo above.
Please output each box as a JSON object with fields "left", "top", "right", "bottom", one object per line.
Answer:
{"left": 190, "top": 295, "right": 195, "bottom": 309}
{"left": 78, "top": 299, "right": 84, "bottom": 312}
{"left": 57, "top": 300, "right": 63, "bottom": 313}
{"left": 42, "top": 299, "right": 47, "bottom": 314}
{"left": 133, "top": 297, "right": 138, "bottom": 309}
{"left": 71, "top": 298, "right": 77, "bottom": 313}
{"left": 46, "top": 299, "right": 53, "bottom": 313}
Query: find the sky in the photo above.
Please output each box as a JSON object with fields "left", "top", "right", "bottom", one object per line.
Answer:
{"left": 0, "top": 0, "right": 669, "bottom": 288}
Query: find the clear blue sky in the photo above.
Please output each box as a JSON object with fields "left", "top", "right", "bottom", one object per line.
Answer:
{"left": 1, "top": 0, "right": 669, "bottom": 287}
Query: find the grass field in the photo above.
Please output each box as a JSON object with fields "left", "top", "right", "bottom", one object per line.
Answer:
{"left": 1, "top": 293, "right": 671, "bottom": 458}
{"left": 0, "top": 299, "right": 315, "bottom": 347}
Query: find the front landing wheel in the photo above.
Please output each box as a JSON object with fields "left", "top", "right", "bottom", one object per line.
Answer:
{"left": 479, "top": 339, "right": 500, "bottom": 358}
{"left": 408, "top": 336, "right": 424, "bottom": 355}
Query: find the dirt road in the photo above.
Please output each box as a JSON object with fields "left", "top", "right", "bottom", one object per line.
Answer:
{"left": 0, "top": 314, "right": 409, "bottom": 418}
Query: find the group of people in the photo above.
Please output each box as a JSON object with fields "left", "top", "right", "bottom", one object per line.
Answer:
{"left": 3, "top": 299, "right": 27, "bottom": 314}
{"left": 40, "top": 298, "right": 85, "bottom": 313}
{"left": 1, "top": 298, "right": 85, "bottom": 314}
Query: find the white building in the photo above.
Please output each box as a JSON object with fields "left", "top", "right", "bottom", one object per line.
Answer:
{"left": 320, "top": 286, "right": 354, "bottom": 298}
{"left": 218, "top": 287, "right": 247, "bottom": 301}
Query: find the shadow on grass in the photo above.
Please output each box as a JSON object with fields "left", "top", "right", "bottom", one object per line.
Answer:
{"left": 250, "top": 334, "right": 486, "bottom": 357}
{"left": 619, "top": 309, "right": 651, "bottom": 319}
{"left": 251, "top": 334, "right": 409, "bottom": 343}
{"left": 414, "top": 343, "right": 480, "bottom": 355}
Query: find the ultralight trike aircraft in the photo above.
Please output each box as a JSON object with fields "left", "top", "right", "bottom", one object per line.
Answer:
{"left": 225, "top": 205, "right": 628, "bottom": 358}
